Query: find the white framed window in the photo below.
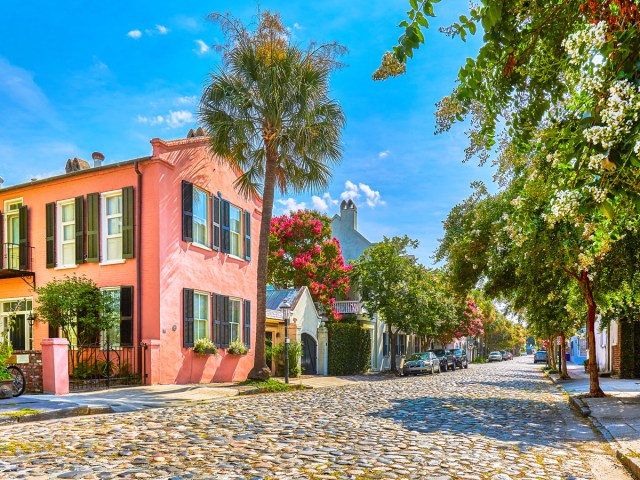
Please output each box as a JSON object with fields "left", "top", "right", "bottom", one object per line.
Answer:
{"left": 229, "top": 205, "right": 242, "bottom": 257}
{"left": 194, "top": 291, "right": 210, "bottom": 342}
{"left": 3, "top": 199, "right": 22, "bottom": 270}
{"left": 0, "top": 297, "right": 33, "bottom": 351}
{"left": 101, "top": 288, "right": 121, "bottom": 348}
{"left": 57, "top": 199, "right": 76, "bottom": 267}
{"left": 229, "top": 298, "right": 242, "bottom": 342}
{"left": 193, "top": 188, "right": 209, "bottom": 247}
{"left": 101, "top": 191, "right": 123, "bottom": 262}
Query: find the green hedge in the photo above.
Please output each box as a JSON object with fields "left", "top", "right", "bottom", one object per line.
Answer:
{"left": 328, "top": 322, "right": 371, "bottom": 375}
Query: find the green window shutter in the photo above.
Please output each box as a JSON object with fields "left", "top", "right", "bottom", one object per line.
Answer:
{"left": 120, "top": 286, "right": 134, "bottom": 346}
{"left": 212, "top": 294, "right": 230, "bottom": 348}
{"left": 182, "top": 181, "right": 193, "bottom": 242}
{"left": 222, "top": 295, "right": 230, "bottom": 348}
{"left": 75, "top": 196, "right": 85, "bottom": 265}
{"left": 122, "top": 186, "right": 134, "bottom": 259}
{"left": 45, "top": 202, "right": 56, "bottom": 268}
{"left": 221, "top": 199, "right": 230, "bottom": 254}
{"left": 212, "top": 195, "right": 221, "bottom": 250}
{"left": 212, "top": 294, "right": 221, "bottom": 345}
{"left": 243, "top": 299, "right": 251, "bottom": 348}
{"left": 244, "top": 210, "right": 251, "bottom": 261}
{"left": 18, "top": 205, "right": 28, "bottom": 270}
{"left": 183, "top": 288, "right": 194, "bottom": 348}
{"left": 86, "top": 193, "right": 100, "bottom": 263}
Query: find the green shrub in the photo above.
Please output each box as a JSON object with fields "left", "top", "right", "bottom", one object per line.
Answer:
{"left": 272, "top": 341, "right": 303, "bottom": 377}
{"left": 328, "top": 322, "right": 371, "bottom": 375}
{"left": 238, "top": 378, "right": 305, "bottom": 393}
{"left": 0, "top": 342, "right": 12, "bottom": 381}
{"left": 472, "top": 356, "right": 487, "bottom": 364}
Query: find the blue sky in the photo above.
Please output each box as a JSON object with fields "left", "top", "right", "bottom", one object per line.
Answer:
{"left": 0, "top": 0, "right": 494, "bottom": 264}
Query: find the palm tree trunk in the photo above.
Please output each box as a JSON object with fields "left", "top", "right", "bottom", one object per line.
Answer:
{"left": 248, "top": 144, "right": 278, "bottom": 381}
{"left": 582, "top": 271, "right": 605, "bottom": 397}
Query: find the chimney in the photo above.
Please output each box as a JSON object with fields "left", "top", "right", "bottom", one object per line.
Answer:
{"left": 0, "top": 176, "right": 4, "bottom": 188}
{"left": 65, "top": 158, "right": 91, "bottom": 173}
{"left": 92, "top": 152, "right": 105, "bottom": 168}
{"left": 340, "top": 199, "right": 358, "bottom": 230}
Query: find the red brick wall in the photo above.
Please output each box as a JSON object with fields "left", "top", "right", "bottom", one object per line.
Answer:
{"left": 612, "top": 327, "right": 622, "bottom": 375}
{"left": 8, "top": 350, "right": 42, "bottom": 393}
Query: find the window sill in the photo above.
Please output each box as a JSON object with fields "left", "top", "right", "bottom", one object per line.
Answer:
{"left": 54, "top": 265, "right": 78, "bottom": 271}
{"left": 227, "top": 254, "right": 247, "bottom": 262}
{"left": 190, "top": 243, "right": 214, "bottom": 253}
{"left": 99, "top": 259, "right": 126, "bottom": 266}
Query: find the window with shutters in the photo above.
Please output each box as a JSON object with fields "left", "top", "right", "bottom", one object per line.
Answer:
{"left": 101, "top": 191, "right": 123, "bottom": 262}
{"left": 57, "top": 199, "right": 76, "bottom": 268}
{"left": 3, "top": 199, "right": 22, "bottom": 270}
{"left": 194, "top": 291, "right": 210, "bottom": 342}
{"left": 229, "top": 205, "right": 242, "bottom": 257}
{"left": 0, "top": 298, "right": 32, "bottom": 351}
{"left": 192, "top": 188, "right": 209, "bottom": 247}
{"left": 229, "top": 298, "right": 242, "bottom": 342}
{"left": 100, "top": 287, "right": 121, "bottom": 347}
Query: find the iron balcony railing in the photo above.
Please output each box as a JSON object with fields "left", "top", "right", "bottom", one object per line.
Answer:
{"left": 334, "top": 301, "right": 364, "bottom": 315}
{"left": 1, "top": 242, "right": 33, "bottom": 272}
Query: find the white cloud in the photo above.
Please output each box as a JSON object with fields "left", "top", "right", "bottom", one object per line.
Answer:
{"left": 340, "top": 180, "right": 360, "bottom": 201}
{"left": 156, "top": 25, "right": 169, "bottom": 35}
{"left": 277, "top": 198, "right": 306, "bottom": 214}
{"left": 175, "top": 96, "right": 197, "bottom": 106}
{"left": 359, "top": 183, "right": 385, "bottom": 207}
{"left": 378, "top": 150, "right": 390, "bottom": 158}
{"left": 127, "top": 30, "right": 142, "bottom": 39}
{"left": 293, "top": 22, "right": 303, "bottom": 30}
{"left": 311, "top": 192, "right": 339, "bottom": 212}
{"left": 339, "top": 180, "right": 385, "bottom": 207}
{"left": 137, "top": 110, "right": 194, "bottom": 128}
{"left": 194, "top": 40, "right": 210, "bottom": 55}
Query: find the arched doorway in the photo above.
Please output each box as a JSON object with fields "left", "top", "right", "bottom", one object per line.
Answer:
{"left": 301, "top": 333, "right": 317, "bottom": 374}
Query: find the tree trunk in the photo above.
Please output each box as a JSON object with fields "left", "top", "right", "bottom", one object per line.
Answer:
{"left": 390, "top": 326, "right": 397, "bottom": 373}
{"left": 549, "top": 337, "right": 556, "bottom": 370}
{"left": 560, "top": 331, "right": 568, "bottom": 379}
{"left": 582, "top": 271, "right": 605, "bottom": 397}
{"left": 247, "top": 143, "right": 278, "bottom": 381}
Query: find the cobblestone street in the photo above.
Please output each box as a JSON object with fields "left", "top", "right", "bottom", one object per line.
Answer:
{"left": 0, "top": 358, "right": 630, "bottom": 479}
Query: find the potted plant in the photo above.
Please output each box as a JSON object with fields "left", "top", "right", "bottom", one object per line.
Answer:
{"left": 193, "top": 338, "right": 218, "bottom": 356}
{"left": 0, "top": 342, "right": 15, "bottom": 398}
{"left": 226, "top": 340, "right": 248, "bottom": 355}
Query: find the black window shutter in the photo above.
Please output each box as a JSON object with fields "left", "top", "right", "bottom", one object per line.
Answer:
{"left": 182, "top": 180, "right": 193, "bottom": 242}
{"left": 18, "top": 205, "right": 28, "bottom": 270}
{"left": 243, "top": 299, "right": 251, "bottom": 348}
{"left": 87, "top": 193, "right": 100, "bottom": 262}
{"left": 45, "top": 202, "right": 56, "bottom": 268}
{"left": 221, "top": 199, "right": 230, "bottom": 253}
{"left": 222, "top": 295, "right": 230, "bottom": 348}
{"left": 183, "top": 288, "right": 194, "bottom": 348}
{"left": 212, "top": 196, "right": 221, "bottom": 250}
{"left": 75, "top": 196, "right": 85, "bottom": 265}
{"left": 383, "top": 332, "right": 389, "bottom": 357}
{"left": 212, "top": 294, "right": 220, "bottom": 344}
{"left": 120, "top": 286, "right": 134, "bottom": 346}
{"left": 244, "top": 210, "right": 251, "bottom": 261}
{"left": 122, "top": 186, "right": 134, "bottom": 259}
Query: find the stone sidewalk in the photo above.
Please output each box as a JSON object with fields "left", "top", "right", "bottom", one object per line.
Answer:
{"left": 0, "top": 375, "right": 360, "bottom": 423}
{"left": 549, "top": 362, "right": 640, "bottom": 478}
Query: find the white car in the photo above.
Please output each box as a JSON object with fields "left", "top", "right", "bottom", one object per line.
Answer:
{"left": 488, "top": 351, "right": 503, "bottom": 362}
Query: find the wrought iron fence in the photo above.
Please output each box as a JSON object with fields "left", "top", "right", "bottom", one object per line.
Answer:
{"left": 68, "top": 341, "right": 141, "bottom": 391}
{"left": 1, "top": 242, "right": 33, "bottom": 271}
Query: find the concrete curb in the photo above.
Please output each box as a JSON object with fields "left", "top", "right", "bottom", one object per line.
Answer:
{"left": 546, "top": 373, "right": 640, "bottom": 480}
{"left": 0, "top": 405, "right": 113, "bottom": 425}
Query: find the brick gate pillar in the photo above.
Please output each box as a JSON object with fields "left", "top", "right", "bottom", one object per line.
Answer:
{"left": 41, "top": 338, "right": 69, "bottom": 395}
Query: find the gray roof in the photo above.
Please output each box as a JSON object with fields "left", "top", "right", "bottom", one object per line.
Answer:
{"left": 266, "top": 288, "right": 300, "bottom": 310}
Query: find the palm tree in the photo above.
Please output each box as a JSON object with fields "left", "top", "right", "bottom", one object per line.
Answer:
{"left": 199, "top": 11, "right": 346, "bottom": 380}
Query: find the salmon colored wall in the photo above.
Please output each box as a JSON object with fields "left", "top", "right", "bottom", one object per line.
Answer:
{"left": 0, "top": 166, "right": 140, "bottom": 350}
{"left": 150, "top": 137, "right": 260, "bottom": 384}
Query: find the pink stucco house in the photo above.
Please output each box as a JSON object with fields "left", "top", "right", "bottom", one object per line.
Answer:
{"left": 0, "top": 130, "right": 260, "bottom": 385}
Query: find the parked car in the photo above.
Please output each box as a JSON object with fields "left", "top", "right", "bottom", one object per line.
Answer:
{"left": 403, "top": 352, "right": 441, "bottom": 375}
{"left": 449, "top": 349, "right": 469, "bottom": 369}
{"left": 488, "top": 351, "right": 503, "bottom": 362}
{"left": 501, "top": 351, "right": 513, "bottom": 360}
{"left": 429, "top": 349, "right": 456, "bottom": 371}
{"left": 533, "top": 351, "right": 547, "bottom": 364}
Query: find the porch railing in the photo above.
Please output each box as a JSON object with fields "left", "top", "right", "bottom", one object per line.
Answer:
{"left": 1, "top": 242, "right": 33, "bottom": 271}
{"left": 334, "top": 301, "right": 364, "bottom": 315}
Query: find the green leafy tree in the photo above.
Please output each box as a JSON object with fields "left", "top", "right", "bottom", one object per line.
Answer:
{"left": 35, "top": 275, "right": 117, "bottom": 346}
{"left": 352, "top": 236, "right": 428, "bottom": 371}
{"left": 199, "top": 11, "right": 346, "bottom": 380}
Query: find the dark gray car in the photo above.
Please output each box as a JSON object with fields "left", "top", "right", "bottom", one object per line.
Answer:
{"left": 429, "top": 349, "right": 456, "bottom": 371}
{"left": 449, "top": 349, "right": 469, "bottom": 369}
{"left": 403, "top": 352, "right": 441, "bottom": 375}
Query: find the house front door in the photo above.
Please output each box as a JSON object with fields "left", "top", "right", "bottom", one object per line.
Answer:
{"left": 9, "top": 314, "right": 26, "bottom": 351}
{"left": 301, "top": 333, "right": 317, "bottom": 375}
